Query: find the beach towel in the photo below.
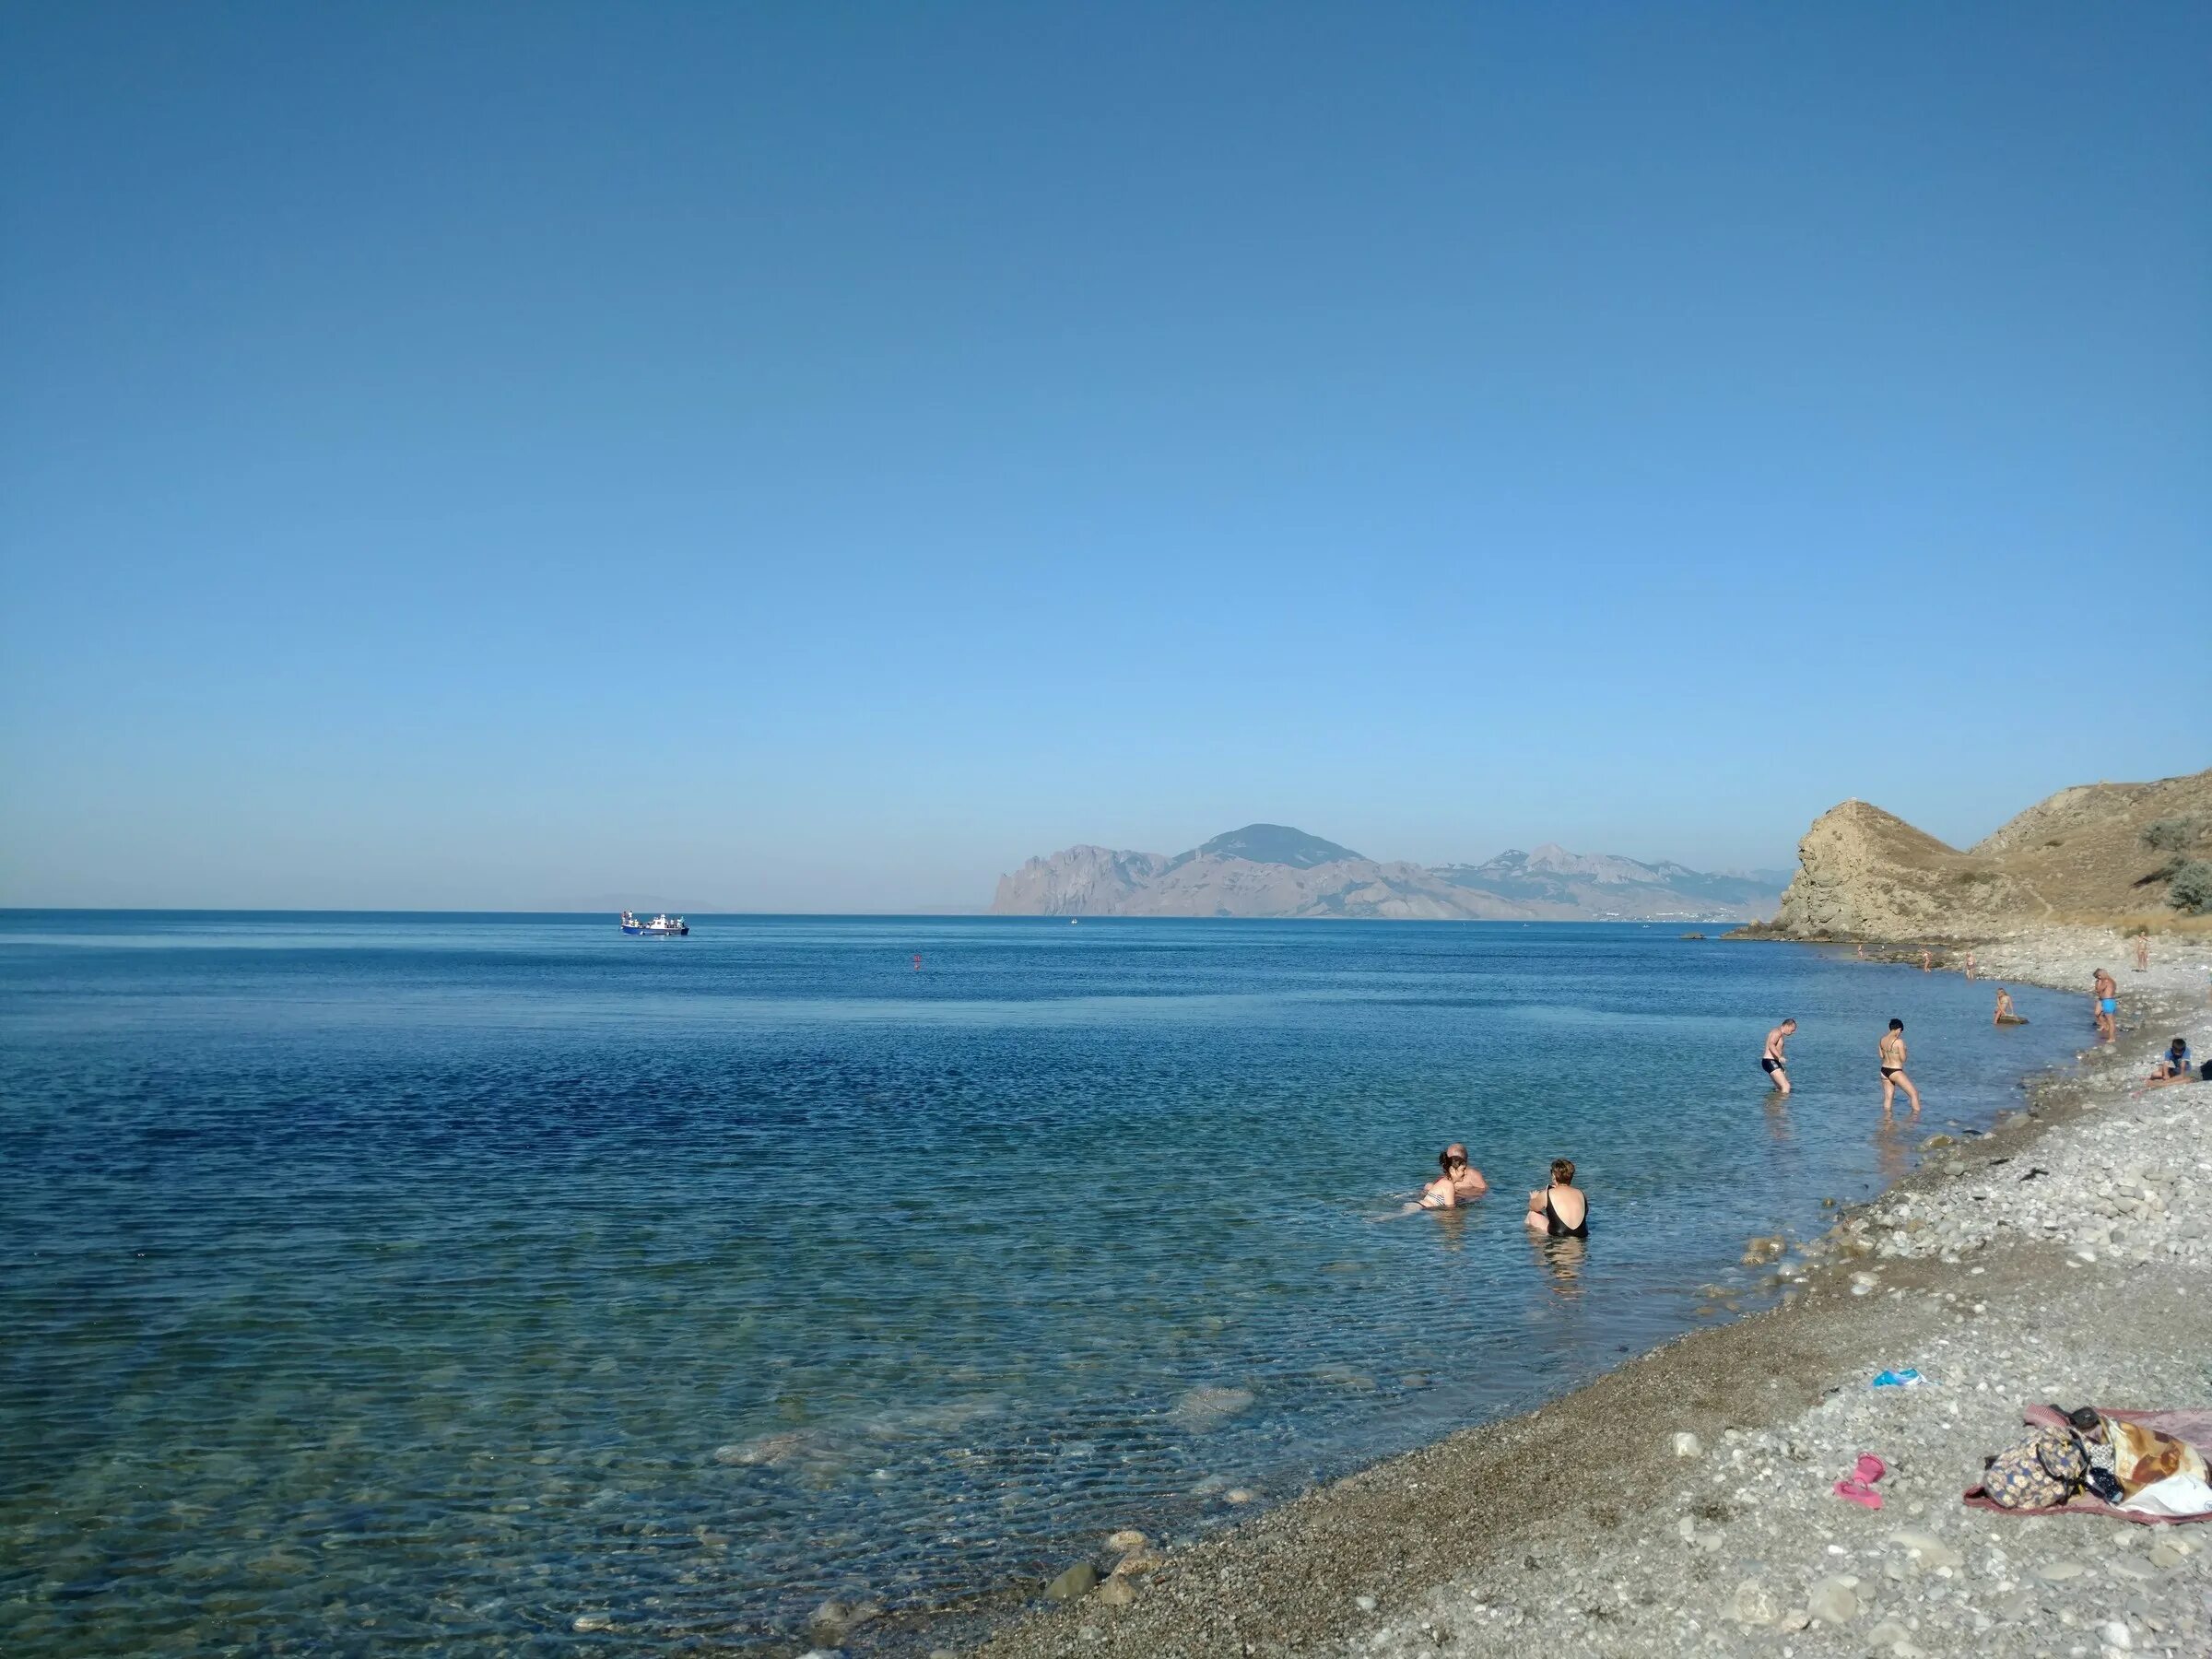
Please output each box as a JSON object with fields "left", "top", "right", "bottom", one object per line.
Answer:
{"left": 1963, "top": 1406, "right": 2212, "bottom": 1525}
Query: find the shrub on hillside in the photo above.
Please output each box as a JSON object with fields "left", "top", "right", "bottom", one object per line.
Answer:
{"left": 2170, "top": 860, "right": 2212, "bottom": 915}
{"left": 2141, "top": 815, "right": 2206, "bottom": 853}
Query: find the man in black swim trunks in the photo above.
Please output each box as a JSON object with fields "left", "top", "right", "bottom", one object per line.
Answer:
{"left": 1762, "top": 1018, "right": 1796, "bottom": 1095}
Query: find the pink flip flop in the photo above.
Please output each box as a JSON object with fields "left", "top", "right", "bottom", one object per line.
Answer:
{"left": 1854, "top": 1453, "right": 1888, "bottom": 1484}
{"left": 1832, "top": 1477, "right": 1883, "bottom": 1510}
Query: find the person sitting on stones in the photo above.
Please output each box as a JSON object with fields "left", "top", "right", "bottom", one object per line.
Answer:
{"left": 1524, "top": 1158, "right": 1589, "bottom": 1238}
{"left": 2147, "top": 1036, "right": 2194, "bottom": 1086}
{"left": 1993, "top": 986, "right": 2028, "bottom": 1025}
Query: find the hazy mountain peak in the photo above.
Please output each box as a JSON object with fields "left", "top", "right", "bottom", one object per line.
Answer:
{"left": 1192, "top": 824, "right": 1364, "bottom": 868}
{"left": 993, "top": 826, "right": 1785, "bottom": 921}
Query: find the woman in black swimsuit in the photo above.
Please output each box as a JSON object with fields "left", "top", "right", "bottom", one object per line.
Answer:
{"left": 1524, "top": 1158, "right": 1589, "bottom": 1239}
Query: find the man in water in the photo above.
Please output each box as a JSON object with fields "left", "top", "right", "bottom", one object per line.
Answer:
{"left": 2092, "top": 968, "right": 2118, "bottom": 1043}
{"left": 1444, "top": 1142, "right": 1488, "bottom": 1198}
{"left": 1761, "top": 1018, "right": 1796, "bottom": 1095}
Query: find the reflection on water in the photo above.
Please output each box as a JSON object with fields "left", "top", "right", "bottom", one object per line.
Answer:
{"left": 1764, "top": 1097, "right": 1794, "bottom": 1144}
{"left": 1528, "top": 1233, "right": 1587, "bottom": 1298}
{"left": 0, "top": 914, "right": 2087, "bottom": 1654}
{"left": 1875, "top": 1112, "right": 1914, "bottom": 1183}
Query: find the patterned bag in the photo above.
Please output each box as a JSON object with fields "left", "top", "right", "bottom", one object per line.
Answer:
{"left": 1983, "top": 1425, "right": 2088, "bottom": 1509}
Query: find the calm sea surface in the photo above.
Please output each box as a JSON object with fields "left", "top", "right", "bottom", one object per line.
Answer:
{"left": 0, "top": 914, "right": 2084, "bottom": 1654}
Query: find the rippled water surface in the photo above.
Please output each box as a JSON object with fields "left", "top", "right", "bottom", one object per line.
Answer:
{"left": 0, "top": 913, "right": 2083, "bottom": 1653}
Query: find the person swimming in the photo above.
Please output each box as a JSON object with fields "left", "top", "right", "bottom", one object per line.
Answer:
{"left": 1418, "top": 1148, "right": 1479, "bottom": 1209}
{"left": 1443, "top": 1143, "right": 1488, "bottom": 1198}
{"left": 1993, "top": 986, "right": 2027, "bottom": 1025}
{"left": 1524, "top": 1158, "right": 1588, "bottom": 1239}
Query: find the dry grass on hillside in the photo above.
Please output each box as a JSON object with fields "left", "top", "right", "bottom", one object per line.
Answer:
{"left": 1895, "top": 768, "right": 2212, "bottom": 923}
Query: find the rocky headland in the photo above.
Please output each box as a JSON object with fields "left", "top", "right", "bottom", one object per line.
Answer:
{"left": 991, "top": 825, "right": 1785, "bottom": 923}
{"left": 1756, "top": 768, "right": 2212, "bottom": 941}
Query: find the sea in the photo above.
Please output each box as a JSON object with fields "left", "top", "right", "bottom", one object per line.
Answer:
{"left": 0, "top": 912, "right": 2086, "bottom": 1654}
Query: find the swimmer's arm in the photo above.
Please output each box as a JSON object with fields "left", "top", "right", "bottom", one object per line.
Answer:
{"left": 1461, "top": 1167, "right": 1488, "bottom": 1194}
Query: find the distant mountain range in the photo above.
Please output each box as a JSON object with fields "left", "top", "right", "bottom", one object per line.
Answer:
{"left": 991, "top": 825, "right": 1789, "bottom": 922}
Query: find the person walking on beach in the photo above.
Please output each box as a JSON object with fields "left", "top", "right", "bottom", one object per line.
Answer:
{"left": 2135, "top": 931, "right": 2150, "bottom": 972}
{"left": 1964, "top": 950, "right": 1976, "bottom": 980}
{"left": 2092, "top": 968, "right": 2118, "bottom": 1043}
{"left": 1761, "top": 1018, "right": 1796, "bottom": 1095}
{"left": 1879, "top": 1019, "right": 1922, "bottom": 1114}
{"left": 1524, "top": 1159, "right": 1588, "bottom": 1238}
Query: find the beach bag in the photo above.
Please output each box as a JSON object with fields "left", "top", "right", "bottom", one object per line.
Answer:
{"left": 1983, "top": 1425, "right": 2088, "bottom": 1509}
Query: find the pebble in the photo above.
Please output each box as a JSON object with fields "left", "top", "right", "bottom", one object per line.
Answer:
{"left": 1672, "top": 1430, "right": 1703, "bottom": 1457}
{"left": 1168, "top": 1386, "right": 1256, "bottom": 1430}
{"left": 1104, "top": 1529, "right": 1147, "bottom": 1551}
{"left": 571, "top": 1613, "right": 613, "bottom": 1632}
{"left": 2040, "top": 1559, "right": 2087, "bottom": 1582}
{"left": 1092, "top": 1576, "right": 1135, "bottom": 1607}
{"left": 1111, "top": 1547, "right": 1163, "bottom": 1578}
{"left": 1888, "top": 1528, "right": 1965, "bottom": 1571}
{"left": 1807, "top": 1576, "right": 1859, "bottom": 1625}
{"left": 1044, "top": 1563, "right": 1099, "bottom": 1601}
{"left": 1730, "top": 1578, "right": 1779, "bottom": 1625}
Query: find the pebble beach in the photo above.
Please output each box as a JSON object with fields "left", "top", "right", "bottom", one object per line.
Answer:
{"left": 966, "top": 927, "right": 2212, "bottom": 1659}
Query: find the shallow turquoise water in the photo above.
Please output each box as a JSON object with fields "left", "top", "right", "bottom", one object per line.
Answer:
{"left": 0, "top": 914, "right": 2082, "bottom": 1653}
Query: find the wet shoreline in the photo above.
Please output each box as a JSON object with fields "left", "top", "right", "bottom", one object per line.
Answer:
{"left": 958, "top": 926, "right": 2212, "bottom": 1659}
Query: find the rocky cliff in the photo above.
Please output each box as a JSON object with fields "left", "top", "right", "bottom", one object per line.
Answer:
{"left": 990, "top": 824, "right": 1784, "bottom": 922}
{"left": 1768, "top": 767, "right": 2212, "bottom": 938}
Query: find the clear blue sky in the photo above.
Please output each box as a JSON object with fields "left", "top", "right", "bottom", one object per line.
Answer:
{"left": 3, "top": 3, "right": 2206, "bottom": 911}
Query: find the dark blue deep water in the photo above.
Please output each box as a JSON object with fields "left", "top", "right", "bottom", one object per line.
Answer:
{"left": 0, "top": 914, "right": 2083, "bottom": 1653}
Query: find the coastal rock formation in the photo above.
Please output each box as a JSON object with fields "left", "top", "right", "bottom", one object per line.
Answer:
{"left": 1769, "top": 766, "right": 2212, "bottom": 939}
{"left": 990, "top": 824, "right": 1785, "bottom": 922}
{"left": 989, "top": 845, "right": 1171, "bottom": 916}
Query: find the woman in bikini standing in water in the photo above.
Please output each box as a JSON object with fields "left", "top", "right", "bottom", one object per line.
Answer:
{"left": 1524, "top": 1158, "right": 1588, "bottom": 1238}
{"left": 1878, "top": 1018, "right": 1922, "bottom": 1114}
